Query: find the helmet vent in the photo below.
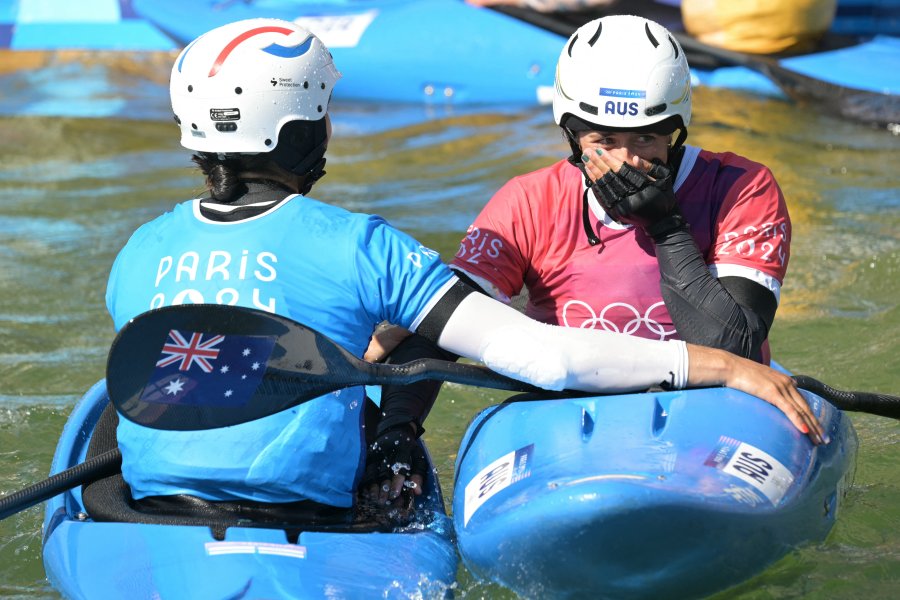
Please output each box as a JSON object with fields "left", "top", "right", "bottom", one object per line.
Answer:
{"left": 644, "top": 23, "right": 659, "bottom": 48}
{"left": 587, "top": 22, "right": 602, "bottom": 46}
{"left": 567, "top": 34, "right": 578, "bottom": 57}
{"left": 668, "top": 36, "right": 680, "bottom": 58}
{"left": 578, "top": 101, "right": 599, "bottom": 115}
{"left": 645, "top": 103, "right": 667, "bottom": 116}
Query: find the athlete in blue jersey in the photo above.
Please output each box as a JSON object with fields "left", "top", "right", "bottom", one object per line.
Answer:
{"left": 105, "top": 19, "right": 825, "bottom": 520}
{"left": 108, "top": 199, "right": 459, "bottom": 506}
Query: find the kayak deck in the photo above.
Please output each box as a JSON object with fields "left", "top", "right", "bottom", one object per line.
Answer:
{"left": 42, "top": 380, "right": 457, "bottom": 599}
{"left": 453, "top": 385, "right": 858, "bottom": 599}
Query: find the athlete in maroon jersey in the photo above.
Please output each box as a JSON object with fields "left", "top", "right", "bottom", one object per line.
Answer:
{"left": 452, "top": 15, "right": 787, "bottom": 364}
{"left": 364, "top": 17, "right": 819, "bottom": 500}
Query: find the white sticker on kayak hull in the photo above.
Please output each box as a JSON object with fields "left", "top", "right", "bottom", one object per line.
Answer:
{"left": 205, "top": 541, "right": 306, "bottom": 559}
{"left": 293, "top": 11, "right": 377, "bottom": 48}
{"left": 463, "top": 444, "right": 533, "bottom": 527}
{"left": 705, "top": 437, "right": 794, "bottom": 505}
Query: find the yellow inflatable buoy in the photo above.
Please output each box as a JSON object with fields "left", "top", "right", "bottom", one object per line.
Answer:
{"left": 681, "top": 0, "right": 838, "bottom": 54}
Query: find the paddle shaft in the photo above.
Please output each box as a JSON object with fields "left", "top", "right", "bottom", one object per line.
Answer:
{"left": 794, "top": 376, "right": 900, "bottom": 420}
{"left": 0, "top": 448, "right": 121, "bottom": 521}
{"left": 0, "top": 380, "right": 900, "bottom": 520}
{"left": 363, "top": 357, "right": 540, "bottom": 392}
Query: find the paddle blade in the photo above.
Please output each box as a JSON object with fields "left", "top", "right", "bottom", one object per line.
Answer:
{"left": 107, "top": 305, "right": 370, "bottom": 431}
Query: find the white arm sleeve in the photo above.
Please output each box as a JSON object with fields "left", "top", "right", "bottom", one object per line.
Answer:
{"left": 437, "top": 293, "right": 689, "bottom": 393}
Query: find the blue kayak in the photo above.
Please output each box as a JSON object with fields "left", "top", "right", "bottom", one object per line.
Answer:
{"left": 2, "top": 0, "right": 898, "bottom": 108}
{"left": 452, "top": 376, "right": 858, "bottom": 599}
{"left": 127, "top": 0, "right": 564, "bottom": 105}
{"left": 42, "top": 380, "right": 457, "bottom": 599}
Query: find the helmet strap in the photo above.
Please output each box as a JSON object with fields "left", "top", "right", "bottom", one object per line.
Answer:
{"left": 562, "top": 126, "right": 585, "bottom": 166}
{"left": 668, "top": 143, "right": 686, "bottom": 177}
{"left": 298, "top": 157, "right": 326, "bottom": 196}
{"left": 560, "top": 125, "right": 605, "bottom": 247}
{"left": 668, "top": 127, "right": 688, "bottom": 160}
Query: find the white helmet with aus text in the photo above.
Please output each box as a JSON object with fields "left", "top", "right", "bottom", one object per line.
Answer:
{"left": 553, "top": 14, "right": 692, "bottom": 136}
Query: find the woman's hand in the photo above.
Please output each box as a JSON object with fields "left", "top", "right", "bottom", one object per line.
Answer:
{"left": 580, "top": 149, "right": 684, "bottom": 239}
{"left": 364, "top": 323, "right": 412, "bottom": 363}
{"left": 687, "top": 344, "right": 828, "bottom": 445}
{"left": 360, "top": 423, "right": 427, "bottom": 506}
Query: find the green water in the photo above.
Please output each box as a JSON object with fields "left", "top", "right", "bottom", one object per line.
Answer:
{"left": 0, "top": 85, "right": 898, "bottom": 598}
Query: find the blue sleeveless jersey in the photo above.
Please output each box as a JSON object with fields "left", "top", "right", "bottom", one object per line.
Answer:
{"left": 106, "top": 196, "right": 455, "bottom": 506}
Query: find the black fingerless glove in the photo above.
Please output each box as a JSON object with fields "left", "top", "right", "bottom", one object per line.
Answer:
{"left": 589, "top": 160, "right": 686, "bottom": 241}
{"left": 361, "top": 423, "right": 428, "bottom": 489}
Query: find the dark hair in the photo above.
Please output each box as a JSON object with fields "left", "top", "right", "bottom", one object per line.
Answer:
{"left": 191, "top": 119, "right": 329, "bottom": 202}
{"left": 191, "top": 153, "right": 269, "bottom": 202}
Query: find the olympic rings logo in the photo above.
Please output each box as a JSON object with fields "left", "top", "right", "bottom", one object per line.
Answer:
{"left": 562, "top": 300, "right": 676, "bottom": 341}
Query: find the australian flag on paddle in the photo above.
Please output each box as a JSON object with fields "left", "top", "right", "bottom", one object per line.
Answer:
{"left": 139, "top": 329, "right": 276, "bottom": 407}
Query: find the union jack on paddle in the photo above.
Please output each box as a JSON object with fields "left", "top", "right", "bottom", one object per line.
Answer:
{"left": 156, "top": 330, "right": 224, "bottom": 373}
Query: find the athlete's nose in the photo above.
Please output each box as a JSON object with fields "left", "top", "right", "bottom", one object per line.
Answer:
{"left": 623, "top": 143, "right": 645, "bottom": 164}
{"left": 605, "top": 146, "right": 636, "bottom": 165}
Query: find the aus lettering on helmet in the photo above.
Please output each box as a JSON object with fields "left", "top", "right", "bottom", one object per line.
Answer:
{"left": 552, "top": 15, "right": 692, "bottom": 161}
{"left": 169, "top": 19, "right": 342, "bottom": 192}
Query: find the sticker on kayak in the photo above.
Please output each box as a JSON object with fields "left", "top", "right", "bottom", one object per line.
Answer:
{"left": 294, "top": 11, "right": 377, "bottom": 48}
{"left": 722, "top": 484, "right": 765, "bottom": 507}
{"left": 205, "top": 541, "right": 306, "bottom": 559}
{"left": 463, "top": 444, "right": 533, "bottom": 527}
{"left": 705, "top": 436, "right": 794, "bottom": 505}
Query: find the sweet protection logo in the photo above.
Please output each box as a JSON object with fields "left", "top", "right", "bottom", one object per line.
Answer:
{"left": 177, "top": 26, "right": 315, "bottom": 77}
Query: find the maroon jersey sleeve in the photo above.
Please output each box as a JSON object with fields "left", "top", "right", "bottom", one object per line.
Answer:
{"left": 709, "top": 157, "right": 790, "bottom": 286}
{"left": 450, "top": 176, "right": 537, "bottom": 300}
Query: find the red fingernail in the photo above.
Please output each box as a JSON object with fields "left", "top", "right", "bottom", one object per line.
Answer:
{"left": 800, "top": 424, "right": 809, "bottom": 434}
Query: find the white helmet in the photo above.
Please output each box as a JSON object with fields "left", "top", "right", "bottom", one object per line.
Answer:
{"left": 170, "top": 18, "right": 341, "bottom": 154}
{"left": 553, "top": 15, "right": 691, "bottom": 135}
